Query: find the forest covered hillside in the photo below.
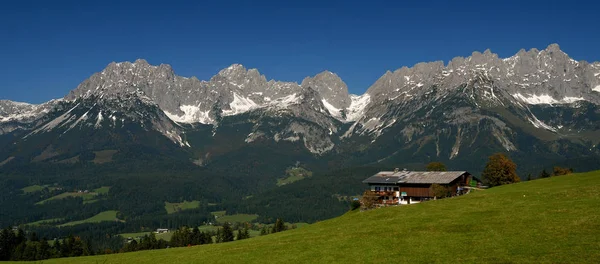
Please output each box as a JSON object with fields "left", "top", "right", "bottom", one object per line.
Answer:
{"left": 11, "top": 170, "right": 599, "bottom": 264}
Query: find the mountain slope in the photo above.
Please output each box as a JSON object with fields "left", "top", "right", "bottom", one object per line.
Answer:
{"left": 2, "top": 44, "right": 600, "bottom": 226}
{"left": 25, "top": 170, "right": 600, "bottom": 264}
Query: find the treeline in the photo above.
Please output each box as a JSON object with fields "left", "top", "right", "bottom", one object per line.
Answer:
{"left": 526, "top": 166, "right": 574, "bottom": 181}
{"left": 0, "top": 228, "right": 96, "bottom": 261}
{"left": 1, "top": 218, "right": 293, "bottom": 261}
{"left": 224, "top": 167, "right": 383, "bottom": 223}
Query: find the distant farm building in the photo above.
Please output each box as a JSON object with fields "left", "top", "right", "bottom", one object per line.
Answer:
{"left": 362, "top": 169, "right": 480, "bottom": 205}
{"left": 156, "top": 228, "right": 169, "bottom": 233}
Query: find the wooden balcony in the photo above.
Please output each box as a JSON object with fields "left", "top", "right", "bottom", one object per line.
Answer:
{"left": 380, "top": 199, "right": 399, "bottom": 205}
{"left": 375, "top": 191, "right": 396, "bottom": 196}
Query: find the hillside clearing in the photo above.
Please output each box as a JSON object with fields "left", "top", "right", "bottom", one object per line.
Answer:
{"left": 215, "top": 214, "right": 258, "bottom": 223}
{"left": 25, "top": 218, "right": 64, "bottom": 226}
{"left": 21, "top": 184, "right": 60, "bottom": 194}
{"left": 58, "top": 211, "right": 120, "bottom": 227}
{"left": 119, "top": 232, "right": 173, "bottom": 241}
{"left": 13, "top": 171, "right": 600, "bottom": 263}
{"left": 36, "top": 192, "right": 97, "bottom": 205}
{"left": 92, "top": 150, "right": 118, "bottom": 164}
{"left": 164, "top": 200, "right": 200, "bottom": 214}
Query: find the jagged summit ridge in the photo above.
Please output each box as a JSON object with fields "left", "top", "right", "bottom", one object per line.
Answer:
{"left": 0, "top": 42, "right": 600, "bottom": 159}
{"left": 365, "top": 43, "right": 600, "bottom": 105}
{"left": 57, "top": 43, "right": 600, "bottom": 128}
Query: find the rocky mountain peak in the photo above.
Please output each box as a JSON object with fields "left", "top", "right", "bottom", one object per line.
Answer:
{"left": 301, "top": 70, "right": 350, "bottom": 110}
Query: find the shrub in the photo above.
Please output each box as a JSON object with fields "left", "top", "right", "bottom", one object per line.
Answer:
{"left": 350, "top": 200, "right": 361, "bottom": 211}
{"left": 553, "top": 166, "right": 573, "bottom": 176}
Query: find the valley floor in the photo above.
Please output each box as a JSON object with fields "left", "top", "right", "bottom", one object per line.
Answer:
{"left": 12, "top": 171, "right": 600, "bottom": 263}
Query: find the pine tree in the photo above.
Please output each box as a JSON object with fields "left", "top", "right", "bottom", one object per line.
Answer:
{"left": 271, "top": 218, "right": 286, "bottom": 233}
{"left": 540, "top": 169, "right": 550, "bottom": 178}
{"left": 0, "top": 227, "right": 17, "bottom": 260}
{"left": 215, "top": 229, "right": 223, "bottom": 243}
{"left": 260, "top": 226, "right": 268, "bottom": 236}
{"left": 37, "top": 238, "right": 50, "bottom": 260}
{"left": 243, "top": 228, "right": 250, "bottom": 239}
{"left": 236, "top": 230, "right": 243, "bottom": 241}
{"left": 221, "top": 222, "right": 234, "bottom": 242}
{"left": 191, "top": 227, "right": 201, "bottom": 245}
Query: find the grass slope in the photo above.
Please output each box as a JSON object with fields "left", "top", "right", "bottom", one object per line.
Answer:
{"left": 216, "top": 214, "right": 258, "bottom": 223}
{"left": 18, "top": 171, "right": 600, "bottom": 263}
{"left": 36, "top": 192, "right": 97, "bottom": 205}
{"left": 119, "top": 232, "right": 173, "bottom": 241}
{"left": 59, "top": 211, "right": 120, "bottom": 227}
{"left": 25, "top": 218, "right": 64, "bottom": 226}
{"left": 164, "top": 200, "right": 200, "bottom": 214}
{"left": 21, "top": 184, "right": 59, "bottom": 194}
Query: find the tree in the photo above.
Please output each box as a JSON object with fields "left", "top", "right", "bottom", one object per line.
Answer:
{"left": 191, "top": 227, "right": 201, "bottom": 245}
{"left": 271, "top": 218, "right": 286, "bottom": 234}
{"left": 431, "top": 184, "right": 451, "bottom": 198}
{"left": 260, "top": 226, "right": 268, "bottom": 236}
{"left": 553, "top": 166, "right": 572, "bottom": 176}
{"left": 360, "top": 190, "right": 379, "bottom": 210}
{"left": 0, "top": 227, "right": 17, "bottom": 260}
{"left": 350, "top": 199, "right": 361, "bottom": 211}
{"left": 124, "top": 240, "right": 138, "bottom": 252}
{"left": 526, "top": 173, "right": 532, "bottom": 181}
{"left": 539, "top": 169, "right": 550, "bottom": 178}
{"left": 426, "top": 162, "right": 447, "bottom": 171}
{"left": 481, "top": 153, "right": 520, "bottom": 187}
{"left": 214, "top": 229, "right": 223, "bottom": 243}
{"left": 221, "top": 222, "right": 234, "bottom": 242}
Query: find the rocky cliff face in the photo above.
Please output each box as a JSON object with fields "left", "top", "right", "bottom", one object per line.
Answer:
{"left": 1, "top": 44, "right": 599, "bottom": 165}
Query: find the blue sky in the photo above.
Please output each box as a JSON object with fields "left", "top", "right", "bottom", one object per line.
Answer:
{"left": 1, "top": 0, "right": 599, "bottom": 103}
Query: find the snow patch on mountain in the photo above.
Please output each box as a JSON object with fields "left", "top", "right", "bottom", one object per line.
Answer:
{"left": 346, "top": 94, "right": 370, "bottom": 121}
{"left": 95, "top": 111, "right": 104, "bottom": 128}
{"left": 223, "top": 93, "right": 258, "bottom": 116}
{"left": 528, "top": 115, "right": 557, "bottom": 132}
{"left": 26, "top": 103, "right": 81, "bottom": 137}
{"left": 593, "top": 85, "right": 600, "bottom": 92}
{"left": 0, "top": 99, "right": 59, "bottom": 123}
{"left": 268, "top": 93, "right": 300, "bottom": 109}
{"left": 513, "top": 93, "right": 585, "bottom": 105}
{"left": 164, "top": 105, "right": 212, "bottom": 124}
{"left": 321, "top": 99, "right": 342, "bottom": 119}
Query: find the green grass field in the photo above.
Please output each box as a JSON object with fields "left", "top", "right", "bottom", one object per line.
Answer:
{"left": 21, "top": 184, "right": 59, "bottom": 194}
{"left": 119, "top": 232, "right": 173, "bottom": 241}
{"left": 21, "top": 185, "right": 46, "bottom": 193}
{"left": 215, "top": 214, "right": 258, "bottom": 223}
{"left": 92, "top": 150, "right": 118, "bottom": 164}
{"left": 14, "top": 171, "right": 600, "bottom": 263}
{"left": 277, "top": 167, "right": 313, "bottom": 186}
{"left": 94, "top": 186, "right": 111, "bottom": 194}
{"left": 24, "top": 218, "right": 64, "bottom": 226}
{"left": 59, "top": 211, "right": 120, "bottom": 227}
{"left": 164, "top": 200, "right": 200, "bottom": 214}
{"left": 210, "top": 210, "right": 226, "bottom": 217}
{"left": 198, "top": 225, "right": 220, "bottom": 232}
{"left": 36, "top": 192, "right": 97, "bottom": 205}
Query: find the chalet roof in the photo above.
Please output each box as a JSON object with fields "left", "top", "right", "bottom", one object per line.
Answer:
{"left": 362, "top": 171, "right": 473, "bottom": 185}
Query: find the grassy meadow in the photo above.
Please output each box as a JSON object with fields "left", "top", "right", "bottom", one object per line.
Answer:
{"left": 58, "top": 211, "right": 120, "bottom": 227}
{"left": 164, "top": 200, "right": 200, "bottom": 214}
{"left": 12, "top": 170, "right": 600, "bottom": 263}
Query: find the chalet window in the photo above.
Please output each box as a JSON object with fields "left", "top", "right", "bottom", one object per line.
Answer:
{"left": 394, "top": 187, "right": 399, "bottom": 191}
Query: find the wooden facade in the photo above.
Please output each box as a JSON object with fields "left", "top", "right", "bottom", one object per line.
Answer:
{"left": 363, "top": 170, "right": 480, "bottom": 206}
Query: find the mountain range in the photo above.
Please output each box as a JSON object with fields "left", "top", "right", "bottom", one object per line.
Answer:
{"left": 1, "top": 44, "right": 600, "bottom": 225}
